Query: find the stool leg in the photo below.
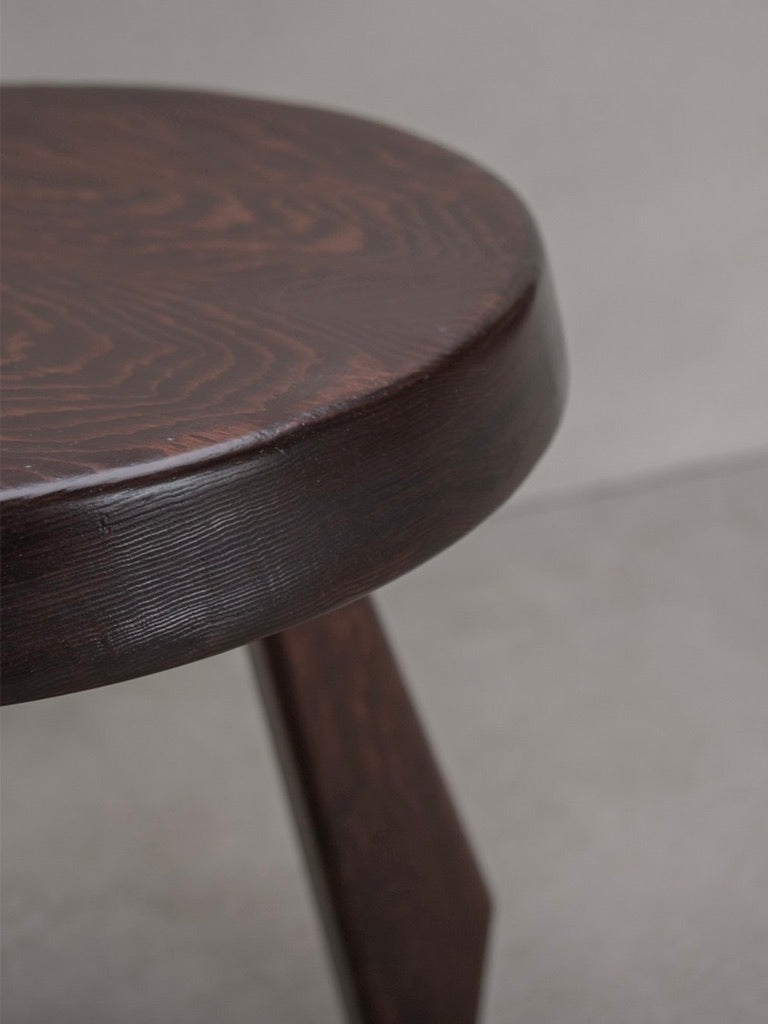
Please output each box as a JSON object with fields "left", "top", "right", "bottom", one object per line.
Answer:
{"left": 248, "top": 598, "right": 491, "bottom": 1024}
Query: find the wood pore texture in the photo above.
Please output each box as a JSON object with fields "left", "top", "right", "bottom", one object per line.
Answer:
{"left": 251, "top": 598, "right": 491, "bottom": 1024}
{"left": 0, "top": 86, "right": 566, "bottom": 702}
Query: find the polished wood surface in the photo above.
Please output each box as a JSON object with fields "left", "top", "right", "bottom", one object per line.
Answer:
{"left": 251, "top": 598, "right": 490, "bottom": 1024}
{"left": 1, "top": 86, "right": 565, "bottom": 702}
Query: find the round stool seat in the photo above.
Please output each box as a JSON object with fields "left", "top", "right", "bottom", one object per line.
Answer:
{"left": 1, "top": 85, "right": 565, "bottom": 703}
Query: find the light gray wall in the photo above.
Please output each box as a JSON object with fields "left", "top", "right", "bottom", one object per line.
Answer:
{"left": 3, "top": 0, "right": 766, "bottom": 499}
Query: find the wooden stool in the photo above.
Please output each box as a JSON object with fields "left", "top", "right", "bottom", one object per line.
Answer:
{"left": 0, "top": 86, "right": 565, "bottom": 1023}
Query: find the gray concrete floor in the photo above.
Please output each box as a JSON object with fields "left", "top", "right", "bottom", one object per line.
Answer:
{"left": 3, "top": 457, "right": 767, "bottom": 1023}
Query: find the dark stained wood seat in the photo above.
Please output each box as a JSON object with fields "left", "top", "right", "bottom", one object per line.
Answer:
{"left": 1, "top": 85, "right": 566, "bottom": 1023}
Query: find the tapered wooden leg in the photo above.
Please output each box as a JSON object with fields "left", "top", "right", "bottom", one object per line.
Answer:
{"left": 248, "top": 598, "right": 491, "bottom": 1024}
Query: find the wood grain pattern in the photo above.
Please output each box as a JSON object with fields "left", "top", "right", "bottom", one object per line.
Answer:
{"left": 0, "top": 86, "right": 566, "bottom": 703}
{"left": 250, "top": 598, "right": 490, "bottom": 1024}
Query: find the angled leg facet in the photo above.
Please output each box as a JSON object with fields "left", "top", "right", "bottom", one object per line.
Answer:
{"left": 249, "top": 598, "right": 490, "bottom": 1024}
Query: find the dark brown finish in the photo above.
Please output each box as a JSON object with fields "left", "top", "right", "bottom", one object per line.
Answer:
{"left": 0, "top": 85, "right": 567, "bottom": 1024}
{"left": 250, "top": 598, "right": 490, "bottom": 1024}
{"left": 1, "top": 85, "right": 565, "bottom": 702}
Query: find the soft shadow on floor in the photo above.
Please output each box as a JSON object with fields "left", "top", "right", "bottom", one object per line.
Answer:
{"left": 2, "top": 459, "right": 767, "bottom": 1024}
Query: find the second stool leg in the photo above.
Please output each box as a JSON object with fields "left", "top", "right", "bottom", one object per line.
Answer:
{"left": 248, "top": 597, "right": 490, "bottom": 1024}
